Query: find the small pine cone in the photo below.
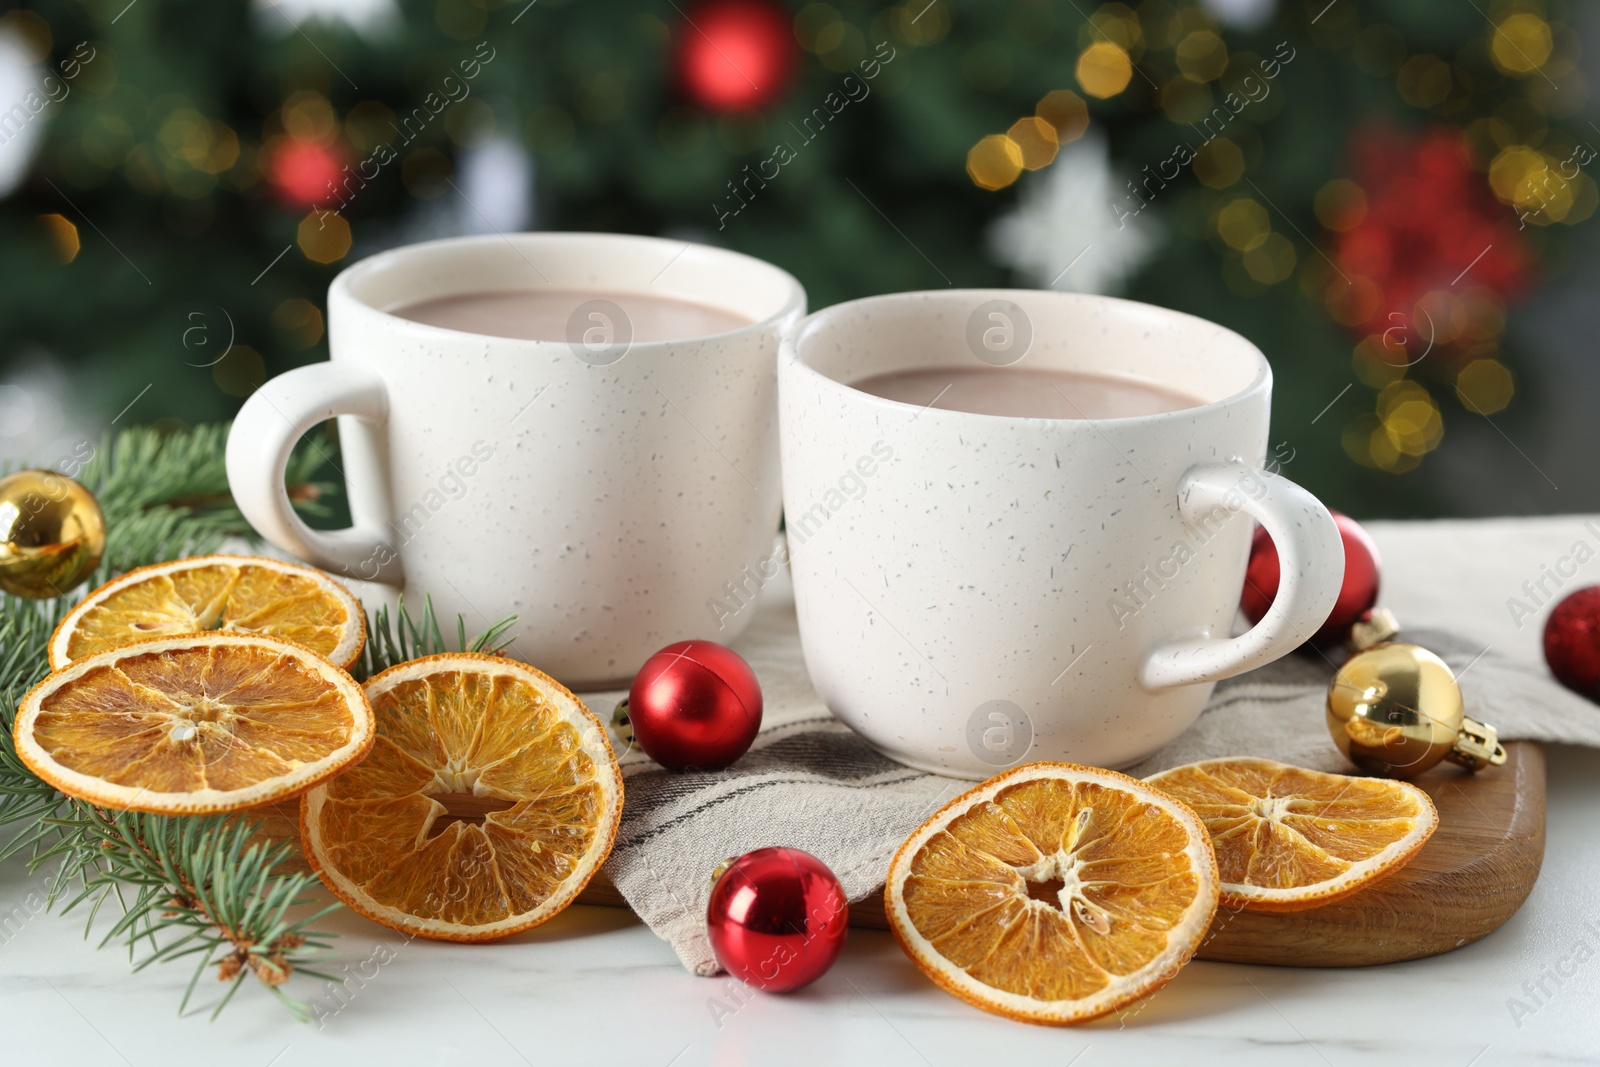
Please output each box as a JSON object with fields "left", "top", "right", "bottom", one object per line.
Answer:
{"left": 249, "top": 953, "right": 291, "bottom": 988}
{"left": 216, "top": 953, "right": 244, "bottom": 983}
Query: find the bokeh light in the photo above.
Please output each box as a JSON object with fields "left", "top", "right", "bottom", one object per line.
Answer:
{"left": 1076, "top": 42, "right": 1133, "bottom": 99}
{"left": 1007, "top": 116, "right": 1059, "bottom": 170}
{"left": 967, "top": 134, "right": 1023, "bottom": 190}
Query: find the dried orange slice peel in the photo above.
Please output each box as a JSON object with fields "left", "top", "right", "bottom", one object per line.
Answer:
{"left": 885, "top": 761, "right": 1219, "bottom": 1026}
{"left": 1145, "top": 757, "right": 1438, "bottom": 912}
{"left": 300, "top": 653, "right": 622, "bottom": 942}
{"left": 50, "top": 554, "right": 365, "bottom": 670}
{"left": 15, "top": 632, "right": 374, "bottom": 815}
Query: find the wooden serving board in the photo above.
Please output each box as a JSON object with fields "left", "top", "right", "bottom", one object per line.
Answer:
{"left": 577, "top": 742, "right": 1545, "bottom": 967}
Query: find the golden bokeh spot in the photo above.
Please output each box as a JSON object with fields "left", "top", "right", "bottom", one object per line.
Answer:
{"left": 1378, "top": 381, "right": 1443, "bottom": 457}
{"left": 272, "top": 298, "right": 325, "bottom": 350}
{"left": 1193, "top": 138, "right": 1244, "bottom": 189}
{"left": 1314, "top": 179, "right": 1367, "bottom": 231}
{"left": 1342, "top": 414, "right": 1380, "bottom": 468}
{"left": 281, "top": 91, "right": 338, "bottom": 143}
{"left": 1216, "top": 198, "right": 1269, "bottom": 251}
{"left": 1410, "top": 289, "right": 1458, "bottom": 348}
{"left": 818, "top": 23, "right": 866, "bottom": 71}
{"left": 445, "top": 98, "right": 495, "bottom": 147}
{"left": 1076, "top": 42, "right": 1133, "bottom": 99}
{"left": 1488, "top": 144, "right": 1542, "bottom": 201}
{"left": 124, "top": 144, "right": 165, "bottom": 196}
{"left": 1162, "top": 4, "right": 1216, "bottom": 48}
{"left": 1087, "top": 4, "right": 1142, "bottom": 51}
{"left": 1007, "top": 116, "right": 1059, "bottom": 170}
{"left": 1160, "top": 76, "right": 1213, "bottom": 125}
{"left": 206, "top": 124, "right": 240, "bottom": 175}
{"left": 297, "top": 211, "right": 352, "bottom": 264}
{"left": 1243, "top": 233, "right": 1296, "bottom": 285}
{"left": 346, "top": 102, "right": 398, "bottom": 153}
{"left": 1456, "top": 359, "right": 1514, "bottom": 415}
{"left": 1491, "top": 13, "right": 1554, "bottom": 76}
{"left": 967, "top": 134, "right": 1024, "bottom": 191}
{"left": 1324, "top": 274, "right": 1383, "bottom": 329}
{"left": 1488, "top": 145, "right": 1563, "bottom": 216}
{"left": 1564, "top": 173, "right": 1599, "bottom": 226}
{"left": 1176, "top": 30, "right": 1228, "bottom": 83}
{"left": 1397, "top": 54, "right": 1453, "bottom": 109}
{"left": 1035, "top": 89, "right": 1089, "bottom": 143}
{"left": 158, "top": 109, "right": 213, "bottom": 171}
{"left": 1452, "top": 287, "right": 1506, "bottom": 343}
{"left": 794, "top": 3, "right": 844, "bottom": 52}
{"left": 1352, "top": 335, "right": 1408, "bottom": 388}
{"left": 212, "top": 344, "right": 266, "bottom": 398}
{"left": 1342, "top": 412, "right": 1420, "bottom": 473}
{"left": 891, "top": 0, "right": 949, "bottom": 46}
{"left": 37, "top": 213, "right": 79, "bottom": 264}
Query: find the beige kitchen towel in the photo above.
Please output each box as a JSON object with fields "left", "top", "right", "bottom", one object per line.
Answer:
{"left": 594, "top": 576, "right": 1600, "bottom": 976}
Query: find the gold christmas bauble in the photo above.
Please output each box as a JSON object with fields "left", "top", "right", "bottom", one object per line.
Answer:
{"left": 1326, "top": 641, "right": 1505, "bottom": 777}
{"left": 0, "top": 470, "right": 106, "bottom": 599}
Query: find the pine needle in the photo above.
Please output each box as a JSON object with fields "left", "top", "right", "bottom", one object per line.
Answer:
{"left": 0, "top": 423, "right": 511, "bottom": 1020}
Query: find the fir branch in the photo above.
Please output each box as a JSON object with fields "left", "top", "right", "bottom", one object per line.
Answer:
{"left": 0, "top": 422, "right": 348, "bottom": 1018}
{"left": 40, "top": 808, "right": 339, "bottom": 1021}
{"left": 0, "top": 596, "right": 69, "bottom": 839}
{"left": 355, "top": 596, "right": 517, "bottom": 681}
{"left": 1, "top": 422, "right": 516, "bottom": 1019}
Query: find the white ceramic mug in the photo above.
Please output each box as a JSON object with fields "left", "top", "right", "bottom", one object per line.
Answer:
{"left": 779, "top": 290, "right": 1343, "bottom": 778}
{"left": 227, "top": 233, "right": 805, "bottom": 687}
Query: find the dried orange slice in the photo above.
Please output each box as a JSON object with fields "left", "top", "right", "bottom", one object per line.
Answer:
{"left": 15, "top": 632, "right": 373, "bottom": 815}
{"left": 49, "top": 554, "right": 365, "bottom": 671}
{"left": 300, "top": 653, "right": 622, "bottom": 942}
{"left": 1145, "top": 757, "right": 1437, "bottom": 912}
{"left": 884, "top": 762, "right": 1219, "bottom": 1026}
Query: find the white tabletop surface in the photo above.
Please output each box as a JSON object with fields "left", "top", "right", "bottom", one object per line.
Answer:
{"left": 5, "top": 515, "right": 1600, "bottom": 1066}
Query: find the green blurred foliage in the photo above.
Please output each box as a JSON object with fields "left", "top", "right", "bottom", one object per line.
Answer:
{"left": 0, "top": 0, "right": 1587, "bottom": 518}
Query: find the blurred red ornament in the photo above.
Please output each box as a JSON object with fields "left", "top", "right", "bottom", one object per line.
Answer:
{"left": 269, "top": 139, "right": 344, "bottom": 208}
{"left": 1543, "top": 586, "right": 1600, "bottom": 700}
{"left": 707, "top": 847, "right": 848, "bottom": 992}
{"left": 1241, "top": 511, "right": 1380, "bottom": 647}
{"left": 625, "top": 640, "right": 762, "bottom": 770}
{"left": 1331, "top": 126, "right": 1531, "bottom": 336}
{"left": 675, "top": 0, "right": 796, "bottom": 111}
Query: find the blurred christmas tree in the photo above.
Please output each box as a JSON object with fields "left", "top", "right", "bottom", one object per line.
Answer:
{"left": 0, "top": 0, "right": 1590, "bottom": 516}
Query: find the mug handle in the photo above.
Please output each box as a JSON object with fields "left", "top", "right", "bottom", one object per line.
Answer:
{"left": 224, "top": 363, "right": 403, "bottom": 585}
{"left": 1139, "top": 460, "right": 1344, "bottom": 690}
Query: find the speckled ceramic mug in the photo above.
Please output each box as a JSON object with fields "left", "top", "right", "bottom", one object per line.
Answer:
{"left": 227, "top": 233, "right": 804, "bottom": 687}
{"left": 779, "top": 290, "right": 1344, "bottom": 778}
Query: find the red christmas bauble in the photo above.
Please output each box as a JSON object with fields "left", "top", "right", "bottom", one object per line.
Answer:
{"left": 269, "top": 139, "right": 345, "bottom": 209}
{"left": 1543, "top": 586, "right": 1600, "bottom": 700}
{"left": 627, "top": 640, "right": 762, "bottom": 771}
{"left": 707, "top": 847, "right": 848, "bottom": 992}
{"left": 675, "top": 0, "right": 796, "bottom": 111}
{"left": 1240, "top": 511, "right": 1380, "bottom": 647}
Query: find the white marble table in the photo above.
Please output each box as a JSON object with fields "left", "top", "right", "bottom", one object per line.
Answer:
{"left": 5, "top": 516, "right": 1600, "bottom": 1066}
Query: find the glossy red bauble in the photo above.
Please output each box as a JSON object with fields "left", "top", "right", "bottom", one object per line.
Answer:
{"left": 268, "top": 139, "right": 345, "bottom": 208}
{"left": 1543, "top": 586, "right": 1600, "bottom": 700}
{"left": 707, "top": 848, "right": 848, "bottom": 992}
{"left": 627, "top": 640, "right": 762, "bottom": 771}
{"left": 675, "top": 0, "right": 796, "bottom": 111}
{"left": 1241, "top": 511, "right": 1380, "bottom": 647}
